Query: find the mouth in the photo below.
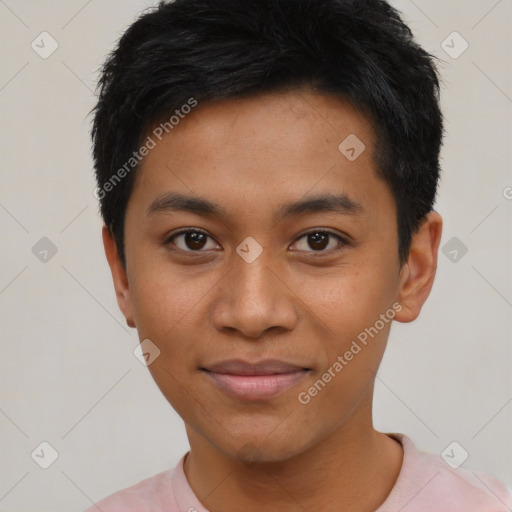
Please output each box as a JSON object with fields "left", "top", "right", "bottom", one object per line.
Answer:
{"left": 200, "top": 359, "right": 312, "bottom": 401}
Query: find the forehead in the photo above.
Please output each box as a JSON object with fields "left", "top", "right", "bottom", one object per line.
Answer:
{"left": 128, "top": 90, "right": 392, "bottom": 226}
{"left": 146, "top": 91, "right": 377, "bottom": 162}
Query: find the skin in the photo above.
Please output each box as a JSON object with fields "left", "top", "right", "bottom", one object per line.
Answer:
{"left": 103, "top": 90, "right": 442, "bottom": 512}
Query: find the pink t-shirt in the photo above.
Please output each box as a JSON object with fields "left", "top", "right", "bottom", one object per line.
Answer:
{"left": 84, "top": 433, "right": 511, "bottom": 511}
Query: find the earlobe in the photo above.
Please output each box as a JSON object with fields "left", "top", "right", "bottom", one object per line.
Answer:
{"left": 394, "top": 211, "right": 443, "bottom": 323}
{"left": 102, "top": 225, "right": 136, "bottom": 328}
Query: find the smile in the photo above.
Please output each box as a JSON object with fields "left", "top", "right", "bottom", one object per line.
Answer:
{"left": 200, "top": 359, "right": 312, "bottom": 401}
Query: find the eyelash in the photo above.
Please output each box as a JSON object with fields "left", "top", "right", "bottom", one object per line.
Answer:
{"left": 164, "top": 228, "right": 350, "bottom": 255}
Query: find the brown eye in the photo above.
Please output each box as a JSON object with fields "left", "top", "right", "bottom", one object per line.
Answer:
{"left": 183, "top": 232, "right": 208, "bottom": 250}
{"left": 291, "top": 230, "right": 347, "bottom": 253}
{"left": 307, "top": 232, "right": 330, "bottom": 251}
{"left": 166, "top": 229, "right": 219, "bottom": 252}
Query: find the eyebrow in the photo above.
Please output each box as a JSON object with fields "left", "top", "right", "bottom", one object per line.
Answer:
{"left": 147, "top": 191, "right": 365, "bottom": 221}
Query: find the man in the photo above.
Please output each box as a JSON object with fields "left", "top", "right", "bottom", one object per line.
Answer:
{"left": 87, "top": 0, "right": 511, "bottom": 510}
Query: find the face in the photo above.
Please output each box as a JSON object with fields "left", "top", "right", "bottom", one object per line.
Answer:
{"left": 105, "top": 91, "right": 438, "bottom": 463}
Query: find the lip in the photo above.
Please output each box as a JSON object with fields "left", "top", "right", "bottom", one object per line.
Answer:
{"left": 200, "top": 359, "right": 312, "bottom": 401}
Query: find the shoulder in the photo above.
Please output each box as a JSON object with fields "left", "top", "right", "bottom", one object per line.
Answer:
{"left": 430, "top": 462, "right": 511, "bottom": 511}
{"left": 82, "top": 468, "right": 178, "bottom": 512}
{"left": 381, "top": 434, "right": 511, "bottom": 512}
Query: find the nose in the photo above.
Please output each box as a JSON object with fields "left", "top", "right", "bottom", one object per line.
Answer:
{"left": 210, "top": 246, "right": 298, "bottom": 339}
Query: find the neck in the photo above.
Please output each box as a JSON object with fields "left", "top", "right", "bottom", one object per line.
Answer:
{"left": 183, "top": 397, "right": 403, "bottom": 512}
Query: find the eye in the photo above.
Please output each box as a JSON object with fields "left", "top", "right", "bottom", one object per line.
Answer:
{"left": 290, "top": 229, "right": 348, "bottom": 253}
{"left": 165, "top": 228, "right": 220, "bottom": 252}
{"left": 165, "top": 228, "right": 349, "bottom": 255}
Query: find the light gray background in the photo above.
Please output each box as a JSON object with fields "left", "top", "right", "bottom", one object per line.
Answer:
{"left": 0, "top": 1, "right": 511, "bottom": 511}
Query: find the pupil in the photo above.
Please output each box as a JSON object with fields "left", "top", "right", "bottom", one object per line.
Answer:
{"left": 309, "top": 232, "right": 328, "bottom": 251}
{"left": 186, "top": 232, "right": 206, "bottom": 250}
{"left": 183, "top": 232, "right": 330, "bottom": 251}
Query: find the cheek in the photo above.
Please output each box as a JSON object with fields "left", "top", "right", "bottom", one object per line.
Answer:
{"left": 293, "top": 261, "right": 397, "bottom": 398}
{"left": 295, "top": 275, "right": 394, "bottom": 426}
{"left": 129, "top": 253, "right": 215, "bottom": 341}
{"left": 295, "top": 263, "right": 396, "bottom": 336}
{"left": 129, "top": 263, "right": 211, "bottom": 415}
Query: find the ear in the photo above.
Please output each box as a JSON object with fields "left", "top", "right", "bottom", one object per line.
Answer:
{"left": 394, "top": 211, "right": 443, "bottom": 323}
{"left": 102, "top": 225, "right": 136, "bottom": 328}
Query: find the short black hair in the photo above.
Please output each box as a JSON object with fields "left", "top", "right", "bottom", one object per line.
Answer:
{"left": 91, "top": 0, "right": 444, "bottom": 267}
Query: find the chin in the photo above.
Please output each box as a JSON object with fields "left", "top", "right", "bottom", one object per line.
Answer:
{"left": 217, "top": 432, "right": 311, "bottom": 466}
